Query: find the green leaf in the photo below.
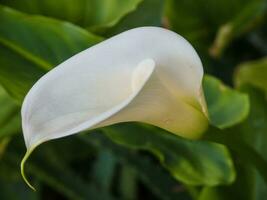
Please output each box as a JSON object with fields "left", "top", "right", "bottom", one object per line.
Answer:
{"left": 203, "top": 75, "right": 249, "bottom": 128}
{"left": 235, "top": 57, "right": 267, "bottom": 95}
{"left": 165, "top": 0, "right": 266, "bottom": 56}
{"left": 0, "top": 5, "right": 102, "bottom": 102}
{"left": 103, "top": 123, "right": 235, "bottom": 186}
{"left": 0, "top": 0, "right": 142, "bottom": 32}
{"left": 0, "top": 85, "right": 21, "bottom": 138}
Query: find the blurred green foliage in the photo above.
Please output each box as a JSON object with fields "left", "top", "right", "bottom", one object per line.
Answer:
{"left": 0, "top": 0, "right": 267, "bottom": 199}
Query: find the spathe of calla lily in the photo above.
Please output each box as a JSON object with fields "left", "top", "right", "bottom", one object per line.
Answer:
{"left": 21, "top": 27, "right": 208, "bottom": 189}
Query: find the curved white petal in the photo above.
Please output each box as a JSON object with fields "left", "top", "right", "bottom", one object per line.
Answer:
{"left": 22, "top": 27, "right": 208, "bottom": 150}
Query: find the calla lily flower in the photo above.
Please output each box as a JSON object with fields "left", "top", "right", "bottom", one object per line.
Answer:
{"left": 21, "top": 27, "right": 208, "bottom": 189}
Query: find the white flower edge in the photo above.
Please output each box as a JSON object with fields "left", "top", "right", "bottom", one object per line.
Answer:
{"left": 21, "top": 27, "right": 209, "bottom": 189}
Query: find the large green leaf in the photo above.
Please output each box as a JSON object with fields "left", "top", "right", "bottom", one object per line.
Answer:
{"left": 0, "top": 6, "right": 102, "bottom": 102}
{"left": 0, "top": 0, "right": 142, "bottom": 32}
{"left": 103, "top": 123, "right": 235, "bottom": 186}
{"left": 203, "top": 75, "right": 249, "bottom": 128}
{"left": 165, "top": 0, "right": 266, "bottom": 56}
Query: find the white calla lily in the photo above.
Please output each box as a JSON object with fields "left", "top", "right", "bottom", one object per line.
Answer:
{"left": 21, "top": 27, "right": 208, "bottom": 189}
